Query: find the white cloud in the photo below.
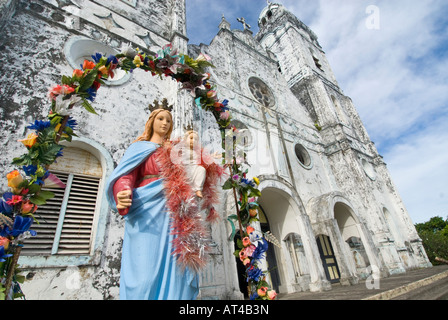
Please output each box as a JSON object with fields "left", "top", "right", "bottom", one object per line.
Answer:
{"left": 384, "top": 115, "right": 448, "bottom": 223}
{"left": 186, "top": 0, "right": 448, "bottom": 224}
{"left": 283, "top": 0, "right": 448, "bottom": 223}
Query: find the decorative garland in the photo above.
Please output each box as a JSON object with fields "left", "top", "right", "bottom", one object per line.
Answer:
{"left": 0, "top": 43, "right": 277, "bottom": 300}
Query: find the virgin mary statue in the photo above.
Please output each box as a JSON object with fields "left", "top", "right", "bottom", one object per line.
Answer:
{"left": 105, "top": 107, "right": 224, "bottom": 300}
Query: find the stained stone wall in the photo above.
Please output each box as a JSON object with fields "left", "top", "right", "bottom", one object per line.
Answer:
{"left": 0, "top": 0, "right": 431, "bottom": 300}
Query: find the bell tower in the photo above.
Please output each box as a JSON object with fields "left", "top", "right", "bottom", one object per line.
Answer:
{"left": 256, "top": 3, "right": 346, "bottom": 129}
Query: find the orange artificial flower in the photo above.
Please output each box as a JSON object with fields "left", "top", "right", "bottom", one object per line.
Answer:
{"left": 7, "top": 170, "right": 23, "bottom": 188}
{"left": 82, "top": 60, "right": 96, "bottom": 70}
{"left": 249, "top": 208, "right": 258, "bottom": 217}
{"left": 18, "top": 132, "right": 38, "bottom": 148}
{"left": 0, "top": 237, "right": 10, "bottom": 250}
{"left": 72, "top": 69, "right": 84, "bottom": 78}
{"left": 242, "top": 236, "right": 251, "bottom": 247}
{"left": 246, "top": 226, "right": 255, "bottom": 235}
{"left": 21, "top": 200, "right": 37, "bottom": 214}
{"left": 257, "top": 287, "right": 268, "bottom": 297}
{"left": 98, "top": 65, "right": 108, "bottom": 76}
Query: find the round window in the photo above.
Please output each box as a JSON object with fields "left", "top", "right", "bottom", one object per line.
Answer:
{"left": 361, "top": 159, "right": 376, "bottom": 180}
{"left": 294, "top": 143, "right": 312, "bottom": 169}
{"left": 248, "top": 77, "right": 275, "bottom": 108}
{"left": 64, "top": 36, "right": 131, "bottom": 86}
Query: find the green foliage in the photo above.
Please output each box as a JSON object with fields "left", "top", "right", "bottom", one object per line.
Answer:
{"left": 415, "top": 216, "right": 448, "bottom": 265}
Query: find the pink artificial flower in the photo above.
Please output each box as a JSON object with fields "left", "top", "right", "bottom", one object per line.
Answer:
{"left": 267, "top": 290, "right": 277, "bottom": 300}
{"left": 6, "top": 195, "right": 23, "bottom": 206}
{"left": 242, "top": 244, "right": 256, "bottom": 257}
{"left": 220, "top": 111, "right": 230, "bottom": 121}
{"left": 196, "top": 53, "right": 211, "bottom": 62}
{"left": 48, "top": 84, "right": 75, "bottom": 100}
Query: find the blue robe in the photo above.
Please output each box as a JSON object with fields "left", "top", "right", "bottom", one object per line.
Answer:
{"left": 105, "top": 141, "right": 199, "bottom": 300}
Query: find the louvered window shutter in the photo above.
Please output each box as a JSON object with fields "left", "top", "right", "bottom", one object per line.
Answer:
{"left": 22, "top": 147, "right": 102, "bottom": 256}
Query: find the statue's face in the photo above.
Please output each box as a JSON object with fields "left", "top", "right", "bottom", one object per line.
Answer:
{"left": 153, "top": 110, "right": 172, "bottom": 138}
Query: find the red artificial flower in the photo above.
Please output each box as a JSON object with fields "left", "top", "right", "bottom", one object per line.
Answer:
{"left": 6, "top": 195, "right": 23, "bottom": 206}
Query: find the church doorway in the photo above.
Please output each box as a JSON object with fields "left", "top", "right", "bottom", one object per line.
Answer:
{"left": 232, "top": 205, "right": 280, "bottom": 297}
{"left": 259, "top": 205, "right": 281, "bottom": 293}
{"left": 316, "top": 234, "right": 341, "bottom": 283}
{"left": 334, "top": 202, "right": 371, "bottom": 277}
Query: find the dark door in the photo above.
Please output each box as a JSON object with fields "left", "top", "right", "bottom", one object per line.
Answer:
{"left": 316, "top": 234, "right": 341, "bottom": 283}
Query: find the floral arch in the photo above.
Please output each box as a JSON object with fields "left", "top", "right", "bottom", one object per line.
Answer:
{"left": 0, "top": 44, "right": 277, "bottom": 300}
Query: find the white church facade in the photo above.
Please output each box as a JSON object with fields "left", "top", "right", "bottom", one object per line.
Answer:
{"left": 0, "top": 0, "right": 431, "bottom": 299}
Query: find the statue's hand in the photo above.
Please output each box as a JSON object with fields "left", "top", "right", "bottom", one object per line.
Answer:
{"left": 116, "top": 189, "right": 132, "bottom": 210}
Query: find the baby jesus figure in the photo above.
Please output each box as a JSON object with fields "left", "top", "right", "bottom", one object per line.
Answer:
{"left": 182, "top": 130, "right": 207, "bottom": 198}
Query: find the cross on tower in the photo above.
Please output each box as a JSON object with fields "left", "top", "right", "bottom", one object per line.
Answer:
{"left": 237, "top": 17, "right": 251, "bottom": 30}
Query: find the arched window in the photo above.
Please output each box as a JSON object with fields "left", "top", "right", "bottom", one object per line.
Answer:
{"left": 22, "top": 147, "right": 102, "bottom": 256}
{"left": 64, "top": 36, "right": 131, "bottom": 86}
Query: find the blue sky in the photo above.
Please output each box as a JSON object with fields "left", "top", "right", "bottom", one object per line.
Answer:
{"left": 185, "top": 0, "right": 448, "bottom": 224}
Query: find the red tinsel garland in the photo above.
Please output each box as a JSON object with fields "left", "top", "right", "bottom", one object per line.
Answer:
{"left": 155, "top": 141, "right": 226, "bottom": 272}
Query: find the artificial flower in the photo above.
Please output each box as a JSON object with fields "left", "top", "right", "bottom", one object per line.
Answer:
{"left": 5, "top": 195, "right": 22, "bottom": 206}
{"left": 253, "top": 177, "right": 260, "bottom": 185}
{"left": 207, "top": 90, "right": 217, "bottom": 99}
{"left": 0, "top": 215, "right": 34, "bottom": 238}
{"left": 220, "top": 111, "right": 230, "bottom": 121}
{"left": 43, "top": 173, "right": 66, "bottom": 189}
{"left": 91, "top": 52, "right": 103, "bottom": 63}
{"left": 242, "top": 236, "right": 251, "bottom": 247}
{"left": 196, "top": 53, "right": 211, "bottom": 62}
{"left": 0, "top": 245, "right": 12, "bottom": 263}
{"left": 82, "top": 59, "right": 96, "bottom": 70}
{"left": 249, "top": 208, "right": 258, "bottom": 217}
{"left": 21, "top": 200, "right": 37, "bottom": 214}
{"left": 0, "top": 199, "right": 12, "bottom": 215}
{"left": 7, "top": 170, "right": 23, "bottom": 189}
{"left": 240, "top": 178, "right": 255, "bottom": 188}
{"left": 133, "top": 55, "right": 143, "bottom": 68}
{"left": 242, "top": 258, "right": 251, "bottom": 266}
{"left": 85, "top": 87, "right": 97, "bottom": 102}
{"left": 120, "top": 43, "right": 137, "bottom": 59}
{"left": 72, "top": 69, "right": 84, "bottom": 78}
{"left": 48, "top": 84, "right": 75, "bottom": 100}
{"left": 249, "top": 292, "right": 259, "bottom": 300}
{"left": 257, "top": 287, "right": 268, "bottom": 297}
{"left": 18, "top": 132, "right": 38, "bottom": 148}
{"left": 247, "top": 265, "right": 263, "bottom": 282}
{"left": 251, "top": 239, "right": 268, "bottom": 261}
{"left": 54, "top": 94, "right": 82, "bottom": 115}
{"left": 232, "top": 174, "right": 239, "bottom": 181}
{"left": 98, "top": 65, "right": 109, "bottom": 76}
{"left": 246, "top": 226, "right": 255, "bottom": 234}
{"left": 267, "top": 290, "right": 277, "bottom": 300}
{"left": 242, "top": 244, "right": 256, "bottom": 258}
{"left": 239, "top": 250, "right": 248, "bottom": 261}
{"left": 27, "top": 120, "right": 51, "bottom": 131}
{"left": 0, "top": 237, "right": 10, "bottom": 250}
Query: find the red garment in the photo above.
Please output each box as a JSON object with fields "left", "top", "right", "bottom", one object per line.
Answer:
{"left": 113, "top": 152, "right": 160, "bottom": 216}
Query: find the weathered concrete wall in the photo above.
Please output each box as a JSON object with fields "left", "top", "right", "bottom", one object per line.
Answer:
{"left": 0, "top": 1, "right": 431, "bottom": 300}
